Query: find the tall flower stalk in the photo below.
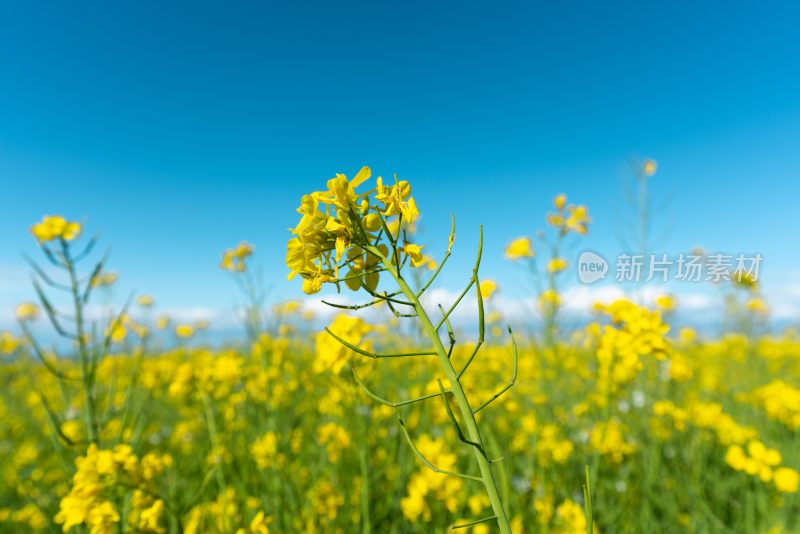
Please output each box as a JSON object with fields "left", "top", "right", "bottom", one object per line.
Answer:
{"left": 286, "top": 167, "right": 517, "bottom": 532}
{"left": 21, "top": 215, "right": 132, "bottom": 446}
{"left": 220, "top": 241, "right": 266, "bottom": 342}
{"left": 504, "top": 194, "right": 591, "bottom": 350}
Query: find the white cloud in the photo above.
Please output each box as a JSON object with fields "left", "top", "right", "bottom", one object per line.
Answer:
{"left": 160, "top": 306, "right": 223, "bottom": 324}
{"left": 763, "top": 283, "right": 800, "bottom": 321}
{"left": 297, "top": 283, "right": 749, "bottom": 329}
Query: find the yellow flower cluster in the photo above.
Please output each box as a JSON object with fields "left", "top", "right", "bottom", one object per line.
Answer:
{"left": 221, "top": 242, "right": 254, "bottom": 272}
{"left": 741, "top": 380, "right": 800, "bottom": 430}
{"left": 650, "top": 400, "right": 689, "bottom": 439}
{"left": 0, "top": 332, "right": 20, "bottom": 355}
{"left": 55, "top": 444, "right": 172, "bottom": 534}
{"left": 726, "top": 441, "right": 799, "bottom": 492}
{"left": 105, "top": 313, "right": 149, "bottom": 343}
{"left": 642, "top": 159, "right": 657, "bottom": 177}
{"left": 30, "top": 215, "right": 82, "bottom": 243}
{"left": 168, "top": 350, "right": 244, "bottom": 400}
{"left": 546, "top": 194, "right": 591, "bottom": 235}
{"left": 90, "top": 272, "right": 119, "bottom": 288}
{"left": 479, "top": 279, "right": 498, "bottom": 300}
{"left": 535, "top": 424, "right": 574, "bottom": 465}
{"left": 589, "top": 300, "right": 669, "bottom": 399}
{"left": 539, "top": 289, "right": 562, "bottom": 310}
{"left": 317, "top": 422, "right": 351, "bottom": 463}
{"left": 732, "top": 269, "right": 758, "bottom": 290}
{"left": 184, "top": 488, "right": 272, "bottom": 534}
{"left": 504, "top": 236, "right": 534, "bottom": 260}
{"left": 174, "top": 323, "right": 197, "bottom": 339}
{"left": 0, "top": 504, "right": 48, "bottom": 530}
{"left": 306, "top": 480, "right": 344, "bottom": 527}
{"left": 653, "top": 400, "right": 758, "bottom": 446}
{"left": 286, "top": 166, "right": 422, "bottom": 294}
{"left": 314, "top": 314, "right": 372, "bottom": 375}
{"left": 654, "top": 294, "right": 676, "bottom": 312}
{"left": 687, "top": 401, "right": 757, "bottom": 446}
{"left": 547, "top": 257, "right": 568, "bottom": 273}
{"left": 136, "top": 294, "right": 155, "bottom": 307}
{"left": 554, "top": 498, "right": 591, "bottom": 534}
{"left": 273, "top": 299, "right": 302, "bottom": 316}
{"left": 400, "top": 435, "right": 463, "bottom": 522}
{"left": 250, "top": 431, "right": 282, "bottom": 469}
{"left": 15, "top": 302, "right": 40, "bottom": 321}
{"left": 589, "top": 420, "right": 636, "bottom": 464}
{"left": 402, "top": 242, "right": 437, "bottom": 270}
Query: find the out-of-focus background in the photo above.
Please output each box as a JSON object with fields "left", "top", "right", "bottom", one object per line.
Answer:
{"left": 2, "top": 1, "right": 800, "bottom": 336}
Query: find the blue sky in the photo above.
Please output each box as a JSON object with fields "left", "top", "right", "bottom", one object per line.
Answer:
{"left": 2, "top": 1, "right": 800, "bottom": 331}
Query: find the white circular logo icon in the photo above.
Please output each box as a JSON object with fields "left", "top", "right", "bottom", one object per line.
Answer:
{"left": 577, "top": 251, "right": 608, "bottom": 284}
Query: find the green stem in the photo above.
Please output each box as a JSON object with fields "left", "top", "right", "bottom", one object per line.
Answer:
{"left": 382, "top": 258, "right": 512, "bottom": 534}
{"left": 63, "top": 239, "right": 99, "bottom": 444}
{"left": 359, "top": 412, "right": 372, "bottom": 534}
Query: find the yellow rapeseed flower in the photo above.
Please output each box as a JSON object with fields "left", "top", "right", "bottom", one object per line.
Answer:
{"left": 30, "top": 215, "right": 82, "bottom": 243}
{"left": 479, "top": 279, "right": 498, "bottom": 300}
{"left": 774, "top": 467, "right": 800, "bottom": 493}
{"left": 655, "top": 294, "right": 676, "bottom": 312}
{"left": 136, "top": 295, "right": 155, "bottom": 307}
{"left": 15, "top": 302, "right": 40, "bottom": 322}
{"left": 221, "top": 241, "right": 254, "bottom": 272}
{"left": 538, "top": 289, "right": 561, "bottom": 308}
{"left": 504, "top": 237, "right": 534, "bottom": 260}
{"left": 0, "top": 332, "right": 20, "bottom": 355}
{"left": 746, "top": 298, "right": 769, "bottom": 315}
{"left": 286, "top": 167, "right": 423, "bottom": 294}
{"left": 155, "top": 315, "right": 170, "bottom": 330}
{"left": 174, "top": 324, "right": 196, "bottom": 339}
{"left": 105, "top": 316, "right": 128, "bottom": 343}
{"left": 91, "top": 272, "right": 119, "bottom": 288}
{"left": 643, "top": 159, "right": 658, "bottom": 177}
{"left": 547, "top": 257, "right": 568, "bottom": 273}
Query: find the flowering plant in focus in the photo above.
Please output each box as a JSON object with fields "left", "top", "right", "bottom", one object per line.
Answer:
{"left": 286, "top": 166, "right": 518, "bottom": 533}
{"left": 286, "top": 166, "right": 421, "bottom": 295}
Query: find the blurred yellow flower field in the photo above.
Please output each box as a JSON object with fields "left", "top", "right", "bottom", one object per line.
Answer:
{"left": 1, "top": 168, "right": 798, "bottom": 534}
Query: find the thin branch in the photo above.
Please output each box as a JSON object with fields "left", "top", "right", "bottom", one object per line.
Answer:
{"left": 31, "top": 279, "right": 75, "bottom": 339}
{"left": 436, "top": 225, "right": 483, "bottom": 332}
{"left": 35, "top": 388, "right": 77, "bottom": 447}
{"left": 438, "top": 304, "right": 455, "bottom": 359}
{"left": 397, "top": 418, "right": 483, "bottom": 482}
{"left": 456, "top": 270, "right": 485, "bottom": 378}
{"left": 72, "top": 236, "right": 99, "bottom": 263}
{"left": 417, "top": 214, "right": 456, "bottom": 297}
{"left": 40, "top": 244, "right": 66, "bottom": 268}
{"left": 385, "top": 298, "right": 418, "bottom": 318}
{"left": 81, "top": 250, "right": 111, "bottom": 304}
{"left": 352, "top": 368, "right": 444, "bottom": 408}
{"left": 450, "top": 515, "right": 498, "bottom": 530}
{"left": 583, "top": 465, "right": 594, "bottom": 534}
{"left": 358, "top": 281, "right": 414, "bottom": 307}
{"left": 23, "top": 254, "right": 71, "bottom": 291}
{"left": 473, "top": 326, "right": 519, "bottom": 415}
{"left": 94, "top": 290, "right": 136, "bottom": 374}
{"left": 437, "top": 379, "right": 493, "bottom": 460}
{"left": 324, "top": 328, "right": 436, "bottom": 359}
{"left": 18, "top": 322, "right": 79, "bottom": 381}
{"left": 322, "top": 298, "right": 382, "bottom": 311}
